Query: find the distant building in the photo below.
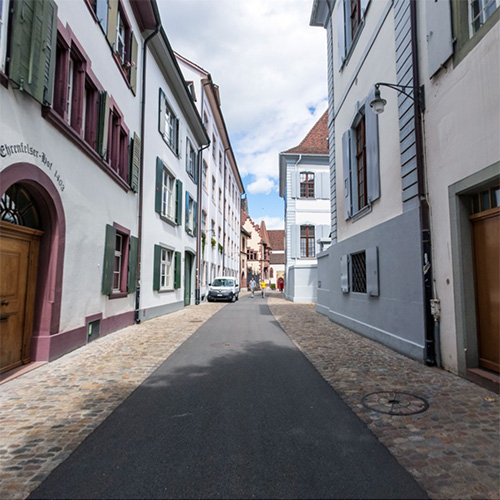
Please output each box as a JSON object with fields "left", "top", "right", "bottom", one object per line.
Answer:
{"left": 279, "top": 110, "right": 330, "bottom": 302}
{"left": 268, "top": 230, "right": 285, "bottom": 287}
{"left": 242, "top": 213, "right": 272, "bottom": 285}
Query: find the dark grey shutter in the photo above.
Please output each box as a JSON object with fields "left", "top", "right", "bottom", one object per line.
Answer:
{"left": 127, "top": 236, "right": 138, "bottom": 293}
{"left": 365, "top": 94, "right": 380, "bottom": 204}
{"left": 426, "top": 0, "right": 453, "bottom": 78}
{"left": 175, "top": 179, "right": 183, "bottom": 224}
{"left": 185, "top": 192, "right": 190, "bottom": 232}
{"left": 290, "top": 225, "right": 300, "bottom": 259}
{"left": 340, "top": 254, "right": 349, "bottom": 293}
{"left": 130, "top": 133, "right": 141, "bottom": 192}
{"left": 342, "top": 130, "right": 352, "bottom": 219}
{"left": 10, "top": 0, "right": 58, "bottom": 106}
{"left": 336, "top": 0, "right": 346, "bottom": 70}
{"left": 366, "top": 246, "right": 379, "bottom": 297}
{"left": 153, "top": 245, "right": 161, "bottom": 291}
{"left": 193, "top": 200, "right": 198, "bottom": 236}
{"left": 102, "top": 224, "right": 116, "bottom": 295}
{"left": 155, "top": 157, "right": 163, "bottom": 214}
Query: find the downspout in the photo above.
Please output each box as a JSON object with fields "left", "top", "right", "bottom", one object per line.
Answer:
{"left": 195, "top": 82, "right": 211, "bottom": 304}
{"left": 135, "top": 17, "right": 160, "bottom": 323}
{"left": 410, "top": 0, "right": 438, "bottom": 366}
{"left": 222, "top": 146, "right": 231, "bottom": 275}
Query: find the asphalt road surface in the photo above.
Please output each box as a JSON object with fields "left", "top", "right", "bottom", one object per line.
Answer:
{"left": 30, "top": 294, "right": 427, "bottom": 499}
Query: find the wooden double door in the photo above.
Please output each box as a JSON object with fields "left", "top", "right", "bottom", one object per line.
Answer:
{"left": 471, "top": 208, "right": 500, "bottom": 373}
{"left": 0, "top": 222, "right": 42, "bottom": 373}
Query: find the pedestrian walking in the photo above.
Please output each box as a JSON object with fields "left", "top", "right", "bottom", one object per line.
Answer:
{"left": 277, "top": 277, "right": 284, "bottom": 293}
{"left": 249, "top": 278, "right": 256, "bottom": 298}
{"left": 260, "top": 279, "right": 266, "bottom": 298}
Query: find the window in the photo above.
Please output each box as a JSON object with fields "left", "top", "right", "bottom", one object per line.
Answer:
{"left": 203, "top": 112, "right": 209, "bottom": 132}
{"left": 300, "top": 225, "right": 315, "bottom": 258}
{"left": 469, "top": 0, "right": 499, "bottom": 34}
{"left": 186, "top": 139, "right": 197, "bottom": 182}
{"left": 219, "top": 152, "right": 223, "bottom": 174}
{"left": 153, "top": 246, "right": 181, "bottom": 291}
{"left": 471, "top": 186, "right": 500, "bottom": 214}
{"left": 219, "top": 188, "right": 222, "bottom": 212}
{"left": 102, "top": 224, "right": 138, "bottom": 296}
{"left": 212, "top": 176, "right": 216, "bottom": 202}
{"left": 115, "top": 8, "right": 127, "bottom": 64}
{"left": 159, "top": 89, "right": 179, "bottom": 154}
{"left": 0, "top": 0, "right": 9, "bottom": 73}
{"left": 300, "top": 172, "right": 315, "bottom": 198}
{"left": 342, "top": 94, "right": 380, "bottom": 220}
{"left": 203, "top": 160, "right": 208, "bottom": 191}
{"left": 212, "top": 135, "right": 217, "bottom": 159}
{"left": 159, "top": 248, "right": 173, "bottom": 290}
{"left": 89, "top": 0, "right": 109, "bottom": 33}
{"left": 354, "top": 117, "right": 367, "bottom": 210}
{"left": 185, "top": 192, "right": 197, "bottom": 236}
{"left": 156, "top": 157, "right": 182, "bottom": 224}
{"left": 337, "top": 0, "right": 370, "bottom": 69}
{"left": 351, "top": 251, "right": 367, "bottom": 293}
{"left": 201, "top": 210, "right": 207, "bottom": 234}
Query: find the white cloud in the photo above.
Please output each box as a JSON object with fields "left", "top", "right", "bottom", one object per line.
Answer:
{"left": 254, "top": 216, "right": 285, "bottom": 231}
{"left": 160, "top": 0, "right": 327, "bottom": 211}
{"left": 246, "top": 177, "right": 276, "bottom": 195}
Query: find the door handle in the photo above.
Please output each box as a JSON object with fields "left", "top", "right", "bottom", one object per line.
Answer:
{"left": 0, "top": 316, "right": 7, "bottom": 322}
{"left": 1, "top": 301, "right": 8, "bottom": 306}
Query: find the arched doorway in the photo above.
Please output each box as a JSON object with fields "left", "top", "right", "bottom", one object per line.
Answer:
{"left": 0, "top": 184, "right": 43, "bottom": 372}
{"left": 0, "top": 164, "right": 65, "bottom": 365}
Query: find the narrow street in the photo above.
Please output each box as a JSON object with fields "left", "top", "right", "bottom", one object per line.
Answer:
{"left": 27, "top": 293, "right": 425, "bottom": 499}
{"left": 1, "top": 293, "right": 498, "bottom": 500}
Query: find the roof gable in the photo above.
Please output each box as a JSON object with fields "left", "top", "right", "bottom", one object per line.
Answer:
{"left": 283, "top": 110, "right": 328, "bottom": 155}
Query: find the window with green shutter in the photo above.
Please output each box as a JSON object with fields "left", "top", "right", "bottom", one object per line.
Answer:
{"left": 129, "top": 133, "right": 141, "bottom": 192}
{"left": 9, "top": 0, "right": 58, "bottom": 106}
{"left": 174, "top": 251, "right": 181, "bottom": 289}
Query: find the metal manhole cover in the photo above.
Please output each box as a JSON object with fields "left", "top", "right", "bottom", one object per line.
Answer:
{"left": 210, "top": 342, "right": 231, "bottom": 349}
{"left": 362, "top": 391, "right": 429, "bottom": 415}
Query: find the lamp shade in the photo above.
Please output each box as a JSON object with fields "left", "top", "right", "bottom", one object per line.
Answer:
{"left": 369, "top": 88, "right": 387, "bottom": 114}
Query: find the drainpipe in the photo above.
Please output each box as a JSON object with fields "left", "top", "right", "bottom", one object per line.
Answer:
{"left": 410, "top": 0, "right": 437, "bottom": 366}
{"left": 195, "top": 82, "right": 211, "bottom": 305}
{"left": 135, "top": 15, "right": 160, "bottom": 323}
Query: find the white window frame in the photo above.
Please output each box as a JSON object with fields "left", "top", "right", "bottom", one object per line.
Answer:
{"left": 469, "top": 0, "right": 499, "bottom": 35}
{"left": 161, "top": 168, "right": 175, "bottom": 221}
{"left": 186, "top": 139, "right": 196, "bottom": 180}
{"left": 116, "top": 9, "right": 126, "bottom": 64}
{"left": 160, "top": 247, "right": 174, "bottom": 291}
{"left": 186, "top": 194, "right": 195, "bottom": 233}
{"left": 113, "top": 233, "right": 123, "bottom": 291}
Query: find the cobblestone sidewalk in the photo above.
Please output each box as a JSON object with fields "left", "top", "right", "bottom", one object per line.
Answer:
{"left": 267, "top": 294, "right": 500, "bottom": 500}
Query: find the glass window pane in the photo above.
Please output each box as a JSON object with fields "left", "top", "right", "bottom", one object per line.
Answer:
{"left": 492, "top": 187, "right": 500, "bottom": 208}
{"left": 481, "top": 190, "right": 491, "bottom": 211}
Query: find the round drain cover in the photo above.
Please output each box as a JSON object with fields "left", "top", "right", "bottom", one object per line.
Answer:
{"left": 362, "top": 391, "right": 429, "bottom": 415}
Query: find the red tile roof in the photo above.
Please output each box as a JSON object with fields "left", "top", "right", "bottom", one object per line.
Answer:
{"left": 268, "top": 230, "right": 285, "bottom": 251}
{"left": 283, "top": 110, "right": 329, "bottom": 155}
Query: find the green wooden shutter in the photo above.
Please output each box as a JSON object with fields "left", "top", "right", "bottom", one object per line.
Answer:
{"left": 130, "top": 133, "right": 141, "bottom": 192}
{"left": 175, "top": 179, "right": 182, "bottom": 225}
{"left": 106, "top": 0, "right": 118, "bottom": 49}
{"left": 127, "top": 236, "right": 138, "bottom": 293}
{"left": 158, "top": 88, "right": 165, "bottom": 136}
{"left": 129, "top": 32, "right": 138, "bottom": 94}
{"left": 102, "top": 224, "right": 116, "bottom": 295}
{"left": 10, "top": 0, "right": 58, "bottom": 106}
{"left": 97, "top": 91, "right": 110, "bottom": 158}
{"left": 155, "top": 157, "right": 163, "bottom": 214}
{"left": 153, "top": 244, "right": 161, "bottom": 291}
{"left": 174, "top": 251, "right": 181, "bottom": 289}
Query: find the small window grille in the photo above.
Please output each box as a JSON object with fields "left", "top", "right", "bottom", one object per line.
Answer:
{"left": 351, "top": 251, "right": 367, "bottom": 293}
{"left": 88, "top": 320, "right": 101, "bottom": 341}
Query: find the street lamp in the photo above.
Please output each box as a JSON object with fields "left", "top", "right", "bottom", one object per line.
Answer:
{"left": 369, "top": 82, "right": 424, "bottom": 114}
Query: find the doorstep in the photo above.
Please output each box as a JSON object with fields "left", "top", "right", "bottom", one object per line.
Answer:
{"left": 467, "top": 367, "right": 500, "bottom": 394}
{"left": 0, "top": 361, "right": 47, "bottom": 385}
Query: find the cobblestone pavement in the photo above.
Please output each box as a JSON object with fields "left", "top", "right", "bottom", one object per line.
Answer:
{"left": 1, "top": 293, "right": 499, "bottom": 500}
{"left": 267, "top": 294, "right": 500, "bottom": 500}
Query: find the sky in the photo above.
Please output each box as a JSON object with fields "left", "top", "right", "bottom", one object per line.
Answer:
{"left": 160, "top": 0, "right": 328, "bottom": 230}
